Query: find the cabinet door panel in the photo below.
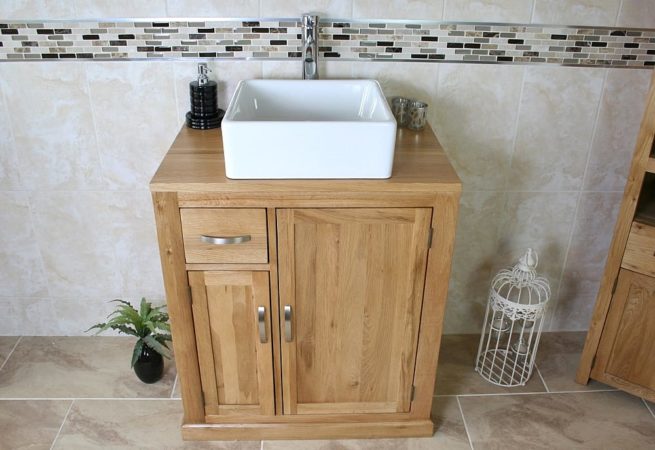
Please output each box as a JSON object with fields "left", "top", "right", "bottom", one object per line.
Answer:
{"left": 593, "top": 269, "right": 655, "bottom": 395}
{"left": 189, "top": 271, "right": 274, "bottom": 416}
{"left": 277, "top": 208, "right": 432, "bottom": 415}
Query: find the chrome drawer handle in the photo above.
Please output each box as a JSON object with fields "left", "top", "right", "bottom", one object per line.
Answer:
{"left": 284, "top": 305, "right": 293, "bottom": 342}
{"left": 257, "top": 306, "right": 267, "bottom": 344}
{"left": 200, "top": 235, "right": 251, "bottom": 245}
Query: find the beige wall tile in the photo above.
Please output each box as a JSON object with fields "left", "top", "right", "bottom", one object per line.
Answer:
{"left": 583, "top": 69, "right": 651, "bottom": 192}
{"left": 444, "top": 191, "right": 506, "bottom": 334}
{"left": 86, "top": 62, "right": 179, "bottom": 189}
{"left": 0, "top": 92, "right": 21, "bottom": 190}
{"left": 444, "top": 0, "right": 533, "bottom": 22}
{"left": 166, "top": 0, "right": 260, "bottom": 17}
{"left": 74, "top": 0, "right": 167, "bottom": 17}
{"left": 29, "top": 191, "right": 121, "bottom": 299}
{"left": 552, "top": 192, "right": 622, "bottom": 331}
{"left": 434, "top": 63, "right": 524, "bottom": 191}
{"left": 0, "top": 297, "right": 62, "bottom": 335}
{"left": 106, "top": 191, "right": 165, "bottom": 299}
{"left": 50, "top": 298, "right": 125, "bottom": 336}
{"left": 262, "top": 61, "right": 353, "bottom": 80}
{"left": 510, "top": 66, "right": 605, "bottom": 191}
{"left": 352, "top": 62, "right": 437, "bottom": 120}
{"left": 0, "top": 63, "right": 104, "bottom": 190}
{"left": 533, "top": 0, "right": 622, "bottom": 26}
{"left": 28, "top": 191, "right": 163, "bottom": 300}
{"left": 0, "top": 0, "right": 75, "bottom": 19}
{"left": 497, "top": 191, "right": 579, "bottom": 317}
{"left": 261, "top": 0, "right": 353, "bottom": 18}
{"left": 262, "top": 61, "right": 303, "bottom": 79}
{"left": 353, "top": 0, "right": 444, "bottom": 20}
{"left": 0, "top": 192, "right": 48, "bottom": 298}
{"left": 617, "top": 0, "right": 655, "bottom": 28}
{"left": 0, "top": 400, "right": 72, "bottom": 450}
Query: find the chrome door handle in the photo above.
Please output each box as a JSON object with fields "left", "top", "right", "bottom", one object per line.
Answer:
{"left": 257, "top": 306, "right": 267, "bottom": 343}
{"left": 200, "top": 235, "right": 251, "bottom": 245}
{"left": 284, "top": 305, "right": 293, "bottom": 342}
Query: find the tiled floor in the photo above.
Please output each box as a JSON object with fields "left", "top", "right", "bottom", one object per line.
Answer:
{"left": 0, "top": 333, "right": 653, "bottom": 449}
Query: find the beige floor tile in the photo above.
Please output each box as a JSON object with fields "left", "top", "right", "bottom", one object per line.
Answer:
{"left": 262, "top": 397, "right": 470, "bottom": 449}
{"left": 53, "top": 399, "right": 259, "bottom": 449}
{"left": 0, "top": 399, "right": 71, "bottom": 450}
{"left": 435, "top": 334, "right": 546, "bottom": 395}
{"left": 459, "top": 391, "right": 655, "bottom": 449}
{"left": 536, "top": 332, "right": 614, "bottom": 392}
{"left": 645, "top": 400, "right": 655, "bottom": 419}
{"left": 0, "top": 336, "right": 19, "bottom": 367}
{"left": 0, "top": 337, "right": 175, "bottom": 398}
{"left": 172, "top": 374, "right": 181, "bottom": 398}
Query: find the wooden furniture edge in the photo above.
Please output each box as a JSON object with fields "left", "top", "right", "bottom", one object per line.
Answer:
{"left": 576, "top": 69, "right": 655, "bottom": 384}
{"left": 181, "top": 419, "right": 435, "bottom": 440}
{"left": 411, "top": 191, "right": 461, "bottom": 417}
{"left": 151, "top": 192, "right": 204, "bottom": 422}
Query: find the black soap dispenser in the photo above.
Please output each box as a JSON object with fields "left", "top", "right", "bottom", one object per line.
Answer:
{"left": 186, "top": 63, "right": 225, "bottom": 130}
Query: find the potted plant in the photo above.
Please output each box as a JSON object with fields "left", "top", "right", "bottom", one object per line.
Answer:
{"left": 88, "top": 298, "right": 172, "bottom": 383}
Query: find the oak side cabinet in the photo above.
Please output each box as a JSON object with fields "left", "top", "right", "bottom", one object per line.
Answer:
{"left": 150, "top": 126, "right": 461, "bottom": 440}
{"left": 578, "top": 70, "right": 655, "bottom": 401}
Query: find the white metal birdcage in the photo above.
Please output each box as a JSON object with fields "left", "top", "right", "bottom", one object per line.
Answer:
{"left": 475, "top": 248, "right": 551, "bottom": 387}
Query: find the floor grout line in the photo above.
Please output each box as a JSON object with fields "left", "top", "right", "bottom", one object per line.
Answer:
{"left": 643, "top": 398, "right": 655, "bottom": 420}
{"left": 170, "top": 374, "right": 178, "bottom": 399}
{"left": 434, "top": 388, "right": 619, "bottom": 398}
{"left": 0, "top": 336, "right": 22, "bottom": 372}
{"left": 49, "top": 399, "right": 74, "bottom": 450}
{"left": 456, "top": 396, "right": 475, "bottom": 450}
{"left": 535, "top": 364, "right": 550, "bottom": 392}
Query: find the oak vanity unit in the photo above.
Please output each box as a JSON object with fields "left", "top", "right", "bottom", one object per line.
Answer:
{"left": 150, "top": 126, "right": 461, "bottom": 440}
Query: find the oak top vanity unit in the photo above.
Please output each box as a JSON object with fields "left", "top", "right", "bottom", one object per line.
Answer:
{"left": 150, "top": 125, "right": 461, "bottom": 440}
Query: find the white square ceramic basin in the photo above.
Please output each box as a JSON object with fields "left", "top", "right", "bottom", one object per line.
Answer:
{"left": 221, "top": 79, "right": 397, "bottom": 179}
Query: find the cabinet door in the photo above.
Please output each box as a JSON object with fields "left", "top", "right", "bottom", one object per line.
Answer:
{"left": 592, "top": 269, "right": 655, "bottom": 397}
{"left": 277, "top": 208, "right": 432, "bottom": 415}
{"left": 188, "top": 271, "right": 275, "bottom": 417}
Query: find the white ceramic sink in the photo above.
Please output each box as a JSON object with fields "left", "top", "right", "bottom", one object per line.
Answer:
{"left": 221, "top": 79, "right": 397, "bottom": 179}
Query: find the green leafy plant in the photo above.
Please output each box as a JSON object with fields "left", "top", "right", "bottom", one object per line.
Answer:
{"left": 87, "top": 298, "right": 172, "bottom": 368}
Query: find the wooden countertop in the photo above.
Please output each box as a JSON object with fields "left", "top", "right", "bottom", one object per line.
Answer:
{"left": 150, "top": 126, "right": 461, "bottom": 194}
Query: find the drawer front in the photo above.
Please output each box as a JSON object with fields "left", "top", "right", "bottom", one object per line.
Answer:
{"left": 622, "top": 221, "right": 655, "bottom": 278}
{"left": 180, "top": 208, "right": 268, "bottom": 263}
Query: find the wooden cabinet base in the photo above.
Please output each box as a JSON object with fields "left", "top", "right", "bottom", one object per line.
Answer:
{"left": 182, "top": 420, "right": 435, "bottom": 440}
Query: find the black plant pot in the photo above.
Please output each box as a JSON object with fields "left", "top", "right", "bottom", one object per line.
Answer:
{"left": 133, "top": 344, "right": 164, "bottom": 384}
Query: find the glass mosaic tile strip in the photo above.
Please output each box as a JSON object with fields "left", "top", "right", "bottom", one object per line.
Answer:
{"left": 0, "top": 18, "right": 653, "bottom": 68}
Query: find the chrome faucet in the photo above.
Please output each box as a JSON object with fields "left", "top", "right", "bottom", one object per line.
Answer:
{"left": 302, "top": 14, "right": 319, "bottom": 79}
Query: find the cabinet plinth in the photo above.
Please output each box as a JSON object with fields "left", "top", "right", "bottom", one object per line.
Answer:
{"left": 150, "top": 126, "right": 461, "bottom": 440}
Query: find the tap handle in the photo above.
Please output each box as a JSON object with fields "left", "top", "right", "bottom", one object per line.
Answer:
{"left": 302, "top": 14, "right": 319, "bottom": 29}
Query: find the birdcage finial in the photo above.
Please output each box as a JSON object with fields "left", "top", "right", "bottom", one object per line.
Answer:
{"left": 517, "top": 248, "right": 538, "bottom": 272}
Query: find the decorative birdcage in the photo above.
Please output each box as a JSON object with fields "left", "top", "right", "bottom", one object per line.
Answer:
{"left": 475, "top": 248, "right": 551, "bottom": 387}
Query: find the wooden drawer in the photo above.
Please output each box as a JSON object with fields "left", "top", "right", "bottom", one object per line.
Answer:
{"left": 622, "top": 221, "right": 655, "bottom": 278}
{"left": 180, "top": 208, "right": 268, "bottom": 264}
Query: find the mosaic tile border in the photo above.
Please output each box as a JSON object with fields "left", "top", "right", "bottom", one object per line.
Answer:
{"left": 0, "top": 18, "right": 654, "bottom": 68}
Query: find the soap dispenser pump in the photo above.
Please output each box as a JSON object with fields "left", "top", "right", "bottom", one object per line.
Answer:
{"left": 185, "top": 63, "right": 225, "bottom": 130}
